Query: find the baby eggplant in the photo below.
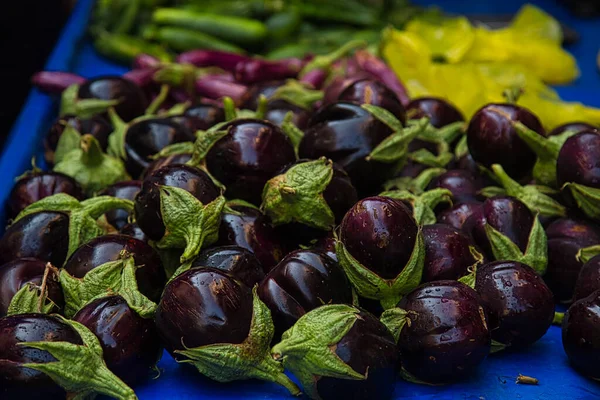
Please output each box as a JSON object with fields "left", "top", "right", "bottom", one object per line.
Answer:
{"left": 392, "top": 280, "right": 490, "bottom": 384}
{"left": 7, "top": 172, "right": 84, "bottom": 220}
{"left": 169, "top": 103, "right": 225, "bottom": 132}
{"left": 422, "top": 224, "right": 481, "bottom": 282}
{"left": 191, "top": 245, "right": 265, "bottom": 288}
{"left": 119, "top": 222, "right": 149, "bottom": 243}
{"left": 406, "top": 97, "right": 464, "bottom": 128}
{"left": 427, "top": 169, "right": 483, "bottom": 205}
{"left": 573, "top": 255, "right": 600, "bottom": 302}
{"left": 562, "top": 290, "right": 600, "bottom": 379}
{"left": 155, "top": 267, "right": 300, "bottom": 394}
{"left": 78, "top": 76, "right": 148, "bottom": 122}
{"left": 549, "top": 122, "right": 598, "bottom": 137}
{"left": 545, "top": 217, "right": 600, "bottom": 302}
{"left": 273, "top": 305, "right": 398, "bottom": 400}
{"left": 73, "top": 295, "right": 162, "bottom": 386}
{"left": 557, "top": 131, "right": 600, "bottom": 189}
{"left": 338, "top": 78, "right": 406, "bottom": 123}
{"left": 204, "top": 118, "right": 296, "bottom": 205}
{"left": 142, "top": 153, "right": 192, "bottom": 179}
{"left": 258, "top": 249, "right": 353, "bottom": 341}
{"left": 437, "top": 201, "right": 483, "bottom": 230}
{"left": 467, "top": 103, "right": 544, "bottom": 180}
{"left": 63, "top": 234, "right": 165, "bottom": 302}
{"left": 99, "top": 180, "right": 141, "bottom": 230}
{"left": 475, "top": 261, "right": 554, "bottom": 349}
{"left": 264, "top": 99, "right": 311, "bottom": 130}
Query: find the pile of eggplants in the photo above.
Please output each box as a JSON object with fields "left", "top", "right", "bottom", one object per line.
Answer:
{"left": 5, "top": 44, "right": 600, "bottom": 399}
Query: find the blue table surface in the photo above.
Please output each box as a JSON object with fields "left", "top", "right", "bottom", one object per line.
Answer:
{"left": 2, "top": 0, "right": 600, "bottom": 399}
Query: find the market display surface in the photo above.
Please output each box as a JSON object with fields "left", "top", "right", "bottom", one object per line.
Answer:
{"left": 2, "top": 0, "right": 600, "bottom": 399}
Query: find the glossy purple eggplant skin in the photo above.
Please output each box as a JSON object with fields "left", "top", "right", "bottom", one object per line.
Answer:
{"left": 135, "top": 164, "right": 220, "bottom": 241}
{"left": 557, "top": 131, "right": 600, "bottom": 188}
{"left": 240, "top": 80, "right": 285, "bottom": 110}
{"left": 142, "top": 153, "right": 193, "bottom": 179}
{"left": 467, "top": 103, "right": 545, "bottom": 180}
{"left": 548, "top": 122, "right": 598, "bottom": 137}
{"left": 124, "top": 118, "right": 196, "bottom": 178}
{"left": 0, "top": 314, "right": 83, "bottom": 399}
{"left": 422, "top": 224, "right": 479, "bottom": 282}
{"left": 7, "top": 172, "right": 85, "bottom": 220}
{"left": 398, "top": 280, "right": 491, "bottom": 384}
{"left": 311, "top": 236, "right": 337, "bottom": 262}
{"left": 405, "top": 97, "right": 464, "bottom": 128}
{"left": 169, "top": 103, "right": 225, "bottom": 132}
{"left": 340, "top": 196, "right": 418, "bottom": 279}
{"left": 205, "top": 118, "right": 296, "bottom": 205}
{"left": 437, "top": 201, "right": 483, "bottom": 231}
{"left": 63, "top": 234, "right": 166, "bottom": 302}
{"left": 119, "top": 222, "right": 149, "bottom": 243}
{"left": 545, "top": 217, "right": 600, "bottom": 302}
{"left": 562, "top": 290, "right": 600, "bottom": 379}
{"left": 78, "top": 76, "right": 148, "bottom": 122}
{"left": 0, "top": 211, "right": 70, "bottom": 267}
{"left": 45, "top": 115, "right": 112, "bottom": 164}
{"left": 338, "top": 79, "right": 406, "bottom": 124}
{"left": 0, "top": 258, "right": 64, "bottom": 318}
{"left": 573, "top": 255, "right": 600, "bottom": 302}
{"left": 428, "top": 170, "right": 483, "bottom": 205}
{"left": 299, "top": 102, "right": 395, "bottom": 196}
{"left": 462, "top": 196, "right": 533, "bottom": 260}
{"left": 73, "top": 295, "right": 162, "bottom": 386}
{"left": 155, "top": 268, "right": 253, "bottom": 358}
{"left": 316, "top": 310, "right": 398, "bottom": 400}
{"left": 258, "top": 250, "right": 353, "bottom": 340}
{"left": 99, "top": 180, "right": 141, "bottom": 230}
{"left": 191, "top": 246, "right": 265, "bottom": 288}
{"left": 264, "top": 99, "right": 310, "bottom": 130}
{"left": 475, "top": 261, "right": 554, "bottom": 348}
{"left": 216, "top": 205, "right": 285, "bottom": 272}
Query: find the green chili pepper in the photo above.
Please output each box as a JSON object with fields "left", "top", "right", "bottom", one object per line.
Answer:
{"left": 265, "top": 10, "right": 302, "bottom": 40}
{"left": 93, "top": 31, "right": 172, "bottom": 64}
{"left": 150, "top": 26, "right": 244, "bottom": 53}
{"left": 152, "top": 8, "right": 268, "bottom": 46}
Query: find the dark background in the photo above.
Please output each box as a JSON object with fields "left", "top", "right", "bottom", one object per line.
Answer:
{"left": 0, "top": 0, "right": 598, "bottom": 151}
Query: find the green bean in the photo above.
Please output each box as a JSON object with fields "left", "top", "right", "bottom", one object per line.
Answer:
{"left": 93, "top": 31, "right": 172, "bottom": 64}
{"left": 151, "top": 26, "right": 245, "bottom": 53}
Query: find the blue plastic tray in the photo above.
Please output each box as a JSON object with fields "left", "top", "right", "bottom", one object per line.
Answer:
{"left": 2, "top": 0, "right": 600, "bottom": 399}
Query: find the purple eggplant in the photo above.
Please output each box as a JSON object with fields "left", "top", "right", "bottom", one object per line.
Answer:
{"left": 191, "top": 245, "right": 265, "bottom": 288}
{"left": 337, "top": 79, "right": 406, "bottom": 122}
{"left": 99, "top": 180, "right": 141, "bottom": 229}
{"left": 395, "top": 280, "right": 490, "bottom": 383}
{"left": 264, "top": 99, "right": 310, "bottom": 130}
{"left": 73, "top": 295, "right": 162, "bottom": 386}
{"left": 63, "top": 234, "right": 165, "bottom": 302}
{"left": 134, "top": 164, "right": 220, "bottom": 241}
{"left": 257, "top": 250, "right": 353, "bottom": 341}
{"left": 573, "top": 255, "right": 600, "bottom": 302}
{"left": 45, "top": 115, "right": 112, "bottom": 165}
{"left": 548, "top": 122, "right": 598, "bottom": 136}
{"left": 437, "top": 201, "right": 483, "bottom": 230}
{"left": 194, "top": 76, "right": 247, "bottom": 104}
{"left": 31, "top": 71, "right": 86, "bottom": 94}
{"left": 155, "top": 267, "right": 300, "bottom": 394}
{"left": 0, "top": 258, "right": 63, "bottom": 318}
{"left": 132, "top": 53, "right": 162, "bottom": 69}
{"left": 298, "top": 102, "right": 395, "bottom": 195}
{"left": 142, "top": 152, "right": 193, "bottom": 179}
{"left": 234, "top": 58, "right": 303, "bottom": 84}
{"left": 475, "top": 261, "right": 554, "bottom": 348}
{"left": 204, "top": 119, "right": 296, "bottom": 205}
{"left": 7, "top": 172, "right": 84, "bottom": 220}
{"left": 216, "top": 205, "right": 286, "bottom": 272}
{"left": 562, "top": 290, "right": 600, "bottom": 379}
{"left": 78, "top": 76, "right": 148, "bottom": 122}
{"left": 406, "top": 97, "right": 464, "bottom": 128}
{"left": 427, "top": 169, "right": 483, "bottom": 205}
{"left": 169, "top": 103, "right": 225, "bottom": 132}
{"left": 556, "top": 131, "right": 600, "bottom": 188}
{"left": 462, "top": 196, "right": 534, "bottom": 260}
{"left": 353, "top": 49, "right": 409, "bottom": 106}
{"left": 273, "top": 306, "right": 398, "bottom": 400}
{"left": 0, "top": 212, "right": 70, "bottom": 267}
{"left": 422, "top": 224, "right": 480, "bottom": 282}
{"left": 175, "top": 49, "right": 249, "bottom": 71}
{"left": 119, "top": 222, "right": 149, "bottom": 243}
{"left": 467, "top": 103, "right": 544, "bottom": 180}
{"left": 322, "top": 73, "right": 371, "bottom": 106}
{"left": 240, "top": 80, "right": 285, "bottom": 110}
{"left": 310, "top": 235, "right": 337, "bottom": 262}
{"left": 123, "top": 68, "right": 157, "bottom": 89}
{"left": 545, "top": 217, "right": 600, "bottom": 302}
{"left": 123, "top": 117, "right": 195, "bottom": 178}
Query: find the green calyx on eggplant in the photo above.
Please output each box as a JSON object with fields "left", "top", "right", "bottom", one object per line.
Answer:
{"left": 383, "top": 167, "right": 446, "bottom": 194}
{"left": 0, "top": 313, "right": 137, "bottom": 399}
{"left": 8, "top": 193, "right": 134, "bottom": 263}
{"left": 335, "top": 196, "right": 425, "bottom": 310}
{"left": 261, "top": 158, "right": 358, "bottom": 231}
{"left": 272, "top": 304, "right": 398, "bottom": 400}
{"left": 480, "top": 164, "right": 566, "bottom": 218}
{"left": 134, "top": 164, "right": 225, "bottom": 263}
{"left": 380, "top": 188, "right": 453, "bottom": 226}
{"left": 60, "top": 254, "right": 157, "bottom": 318}
{"left": 463, "top": 196, "right": 548, "bottom": 275}
{"left": 53, "top": 132, "right": 130, "bottom": 195}
{"left": 381, "top": 281, "right": 490, "bottom": 384}
{"left": 155, "top": 268, "right": 300, "bottom": 395}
